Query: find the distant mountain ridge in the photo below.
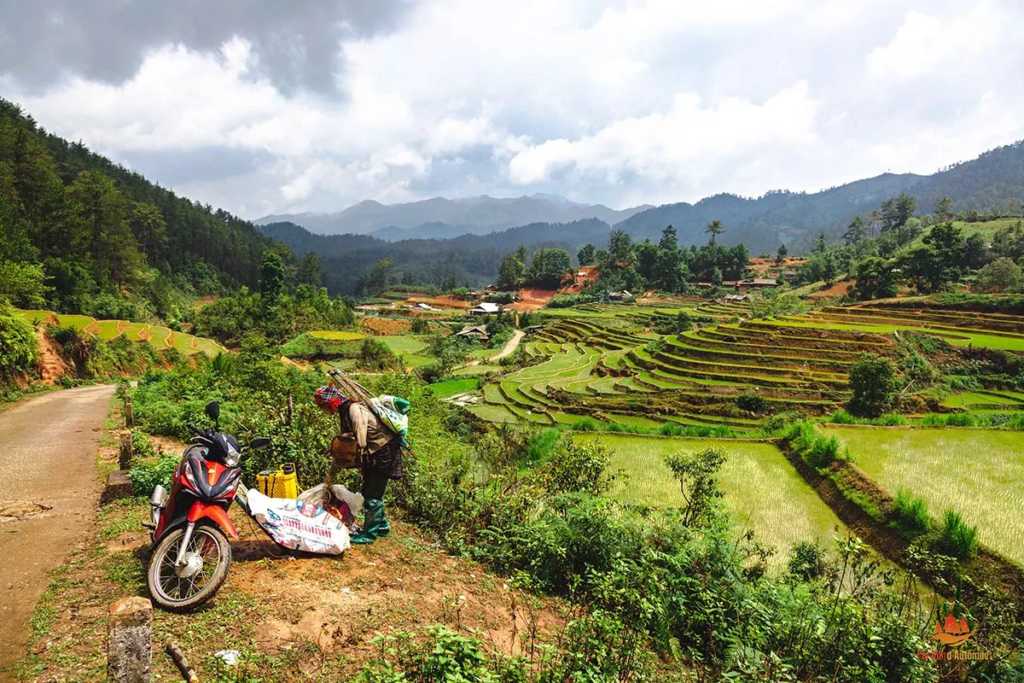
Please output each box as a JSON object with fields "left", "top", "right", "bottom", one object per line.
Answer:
{"left": 618, "top": 140, "right": 1024, "bottom": 252}
{"left": 256, "top": 193, "right": 650, "bottom": 239}
{"left": 263, "top": 140, "right": 1024, "bottom": 253}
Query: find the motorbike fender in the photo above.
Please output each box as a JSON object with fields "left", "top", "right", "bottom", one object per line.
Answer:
{"left": 187, "top": 501, "right": 239, "bottom": 539}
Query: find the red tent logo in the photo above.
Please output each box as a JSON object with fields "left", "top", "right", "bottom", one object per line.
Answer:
{"left": 933, "top": 614, "right": 972, "bottom": 647}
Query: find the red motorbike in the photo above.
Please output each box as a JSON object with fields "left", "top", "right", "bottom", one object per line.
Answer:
{"left": 145, "top": 401, "right": 269, "bottom": 611}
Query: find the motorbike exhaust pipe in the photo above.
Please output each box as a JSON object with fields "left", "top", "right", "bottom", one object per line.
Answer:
{"left": 150, "top": 485, "right": 168, "bottom": 528}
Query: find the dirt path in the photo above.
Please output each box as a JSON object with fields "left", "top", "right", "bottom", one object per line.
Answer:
{"left": 0, "top": 384, "right": 114, "bottom": 671}
{"left": 489, "top": 329, "right": 525, "bottom": 361}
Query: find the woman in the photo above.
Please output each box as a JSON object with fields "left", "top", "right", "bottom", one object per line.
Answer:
{"left": 314, "top": 385, "right": 403, "bottom": 544}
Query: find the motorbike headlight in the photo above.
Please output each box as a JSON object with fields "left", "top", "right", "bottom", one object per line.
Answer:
{"left": 224, "top": 446, "right": 240, "bottom": 467}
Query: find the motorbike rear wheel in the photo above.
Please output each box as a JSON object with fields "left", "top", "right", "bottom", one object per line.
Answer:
{"left": 147, "top": 524, "right": 232, "bottom": 611}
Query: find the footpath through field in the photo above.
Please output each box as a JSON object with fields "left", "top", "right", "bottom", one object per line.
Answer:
{"left": 489, "top": 329, "right": 525, "bottom": 361}
{"left": 0, "top": 385, "right": 114, "bottom": 671}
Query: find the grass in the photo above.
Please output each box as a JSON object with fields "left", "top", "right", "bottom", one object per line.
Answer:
{"left": 574, "top": 434, "right": 847, "bottom": 565}
{"left": 821, "top": 427, "right": 1024, "bottom": 564}
{"left": 428, "top": 378, "right": 481, "bottom": 398}
{"left": 309, "top": 330, "right": 367, "bottom": 341}
{"left": 379, "top": 335, "right": 428, "bottom": 354}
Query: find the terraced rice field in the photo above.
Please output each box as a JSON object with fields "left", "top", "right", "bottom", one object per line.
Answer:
{"left": 941, "top": 390, "right": 1024, "bottom": 411}
{"left": 822, "top": 427, "right": 1024, "bottom": 564}
{"left": 471, "top": 300, "right": 1024, "bottom": 432}
{"left": 13, "top": 309, "right": 223, "bottom": 357}
{"left": 575, "top": 433, "right": 847, "bottom": 564}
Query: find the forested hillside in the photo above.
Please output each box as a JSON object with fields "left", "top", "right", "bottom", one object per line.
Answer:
{"left": 620, "top": 141, "right": 1024, "bottom": 253}
{"left": 0, "top": 98, "right": 277, "bottom": 322}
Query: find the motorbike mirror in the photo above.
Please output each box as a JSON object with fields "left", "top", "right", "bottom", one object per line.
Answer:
{"left": 204, "top": 401, "right": 221, "bottom": 422}
{"left": 250, "top": 437, "right": 271, "bottom": 450}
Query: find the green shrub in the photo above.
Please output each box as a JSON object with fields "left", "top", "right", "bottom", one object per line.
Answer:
{"left": 892, "top": 489, "right": 930, "bottom": 538}
{"left": 848, "top": 354, "right": 899, "bottom": 418}
{"left": 935, "top": 509, "right": 979, "bottom": 558}
{"left": 0, "top": 301, "right": 38, "bottom": 381}
{"left": 131, "top": 430, "right": 156, "bottom": 460}
{"left": 736, "top": 392, "right": 767, "bottom": 413}
{"left": 127, "top": 455, "right": 179, "bottom": 498}
{"left": 788, "top": 541, "right": 831, "bottom": 581}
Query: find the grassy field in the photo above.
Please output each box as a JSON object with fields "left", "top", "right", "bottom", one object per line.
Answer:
{"left": 822, "top": 427, "right": 1024, "bottom": 564}
{"left": 379, "top": 336, "right": 428, "bottom": 354}
{"left": 309, "top": 330, "right": 366, "bottom": 341}
{"left": 574, "top": 434, "right": 847, "bottom": 564}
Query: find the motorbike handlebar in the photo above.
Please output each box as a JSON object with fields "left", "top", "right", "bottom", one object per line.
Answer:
{"left": 187, "top": 423, "right": 206, "bottom": 437}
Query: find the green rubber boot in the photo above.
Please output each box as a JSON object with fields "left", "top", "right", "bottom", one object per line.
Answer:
{"left": 351, "top": 499, "right": 384, "bottom": 545}
{"left": 376, "top": 502, "right": 391, "bottom": 538}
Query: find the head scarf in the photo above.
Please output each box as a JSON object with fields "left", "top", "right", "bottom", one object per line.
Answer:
{"left": 314, "top": 385, "right": 347, "bottom": 412}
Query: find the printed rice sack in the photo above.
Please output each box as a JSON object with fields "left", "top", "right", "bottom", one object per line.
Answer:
{"left": 245, "top": 489, "right": 350, "bottom": 554}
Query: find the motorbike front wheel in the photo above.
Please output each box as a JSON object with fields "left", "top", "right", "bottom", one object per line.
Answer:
{"left": 147, "top": 524, "right": 232, "bottom": 611}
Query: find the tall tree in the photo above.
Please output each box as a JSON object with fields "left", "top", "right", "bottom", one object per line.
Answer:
{"left": 576, "top": 243, "right": 596, "bottom": 266}
{"left": 607, "top": 230, "right": 633, "bottom": 268}
{"left": 130, "top": 202, "right": 167, "bottom": 262}
{"left": 934, "top": 196, "right": 954, "bottom": 222}
{"left": 658, "top": 225, "right": 678, "bottom": 252}
{"left": 879, "top": 193, "right": 918, "bottom": 233}
{"left": 259, "top": 251, "right": 286, "bottom": 301}
{"left": 69, "top": 170, "right": 141, "bottom": 288}
{"left": 704, "top": 220, "right": 724, "bottom": 246}
{"left": 842, "top": 214, "right": 866, "bottom": 245}
{"left": 497, "top": 253, "right": 523, "bottom": 289}
{"left": 776, "top": 244, "right": 788, "bottom": 264}
{"left": 298, "top": 252, "right": 322, "bottom": 287}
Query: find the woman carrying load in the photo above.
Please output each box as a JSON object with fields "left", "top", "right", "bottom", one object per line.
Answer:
{"left": 314, "top": 385, "right": 403, "bottom": 544}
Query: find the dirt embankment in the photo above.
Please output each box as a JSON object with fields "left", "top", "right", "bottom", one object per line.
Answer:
{"left": 35, "top": 327, "right": 68, "bottom": 384}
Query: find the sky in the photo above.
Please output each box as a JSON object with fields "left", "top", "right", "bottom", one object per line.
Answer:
{"left": 2, "top": 0, "right": 1023, "bottom": 220}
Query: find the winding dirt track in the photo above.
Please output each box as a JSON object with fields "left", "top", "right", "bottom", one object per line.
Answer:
{"left": 0, "top": 384, "right": 114, "bottom": 673}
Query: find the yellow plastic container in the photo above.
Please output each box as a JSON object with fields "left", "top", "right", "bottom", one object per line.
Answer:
{"left": 256, "top": 463, "right": 298, "bottom": 499}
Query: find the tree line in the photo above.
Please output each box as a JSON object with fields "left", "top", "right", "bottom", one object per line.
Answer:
{"left": 0, "top": 98, "right": 276, "bottom": 323}
{"left": 794, "top": 193, "right": 1024, "bottom": 299}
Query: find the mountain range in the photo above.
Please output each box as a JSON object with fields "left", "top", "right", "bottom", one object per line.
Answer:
{"left": 256, "top": 193, "right": 651, "bottom": 239}
{"left": 263, "top": 140, "right": 1024, "bottom": 254}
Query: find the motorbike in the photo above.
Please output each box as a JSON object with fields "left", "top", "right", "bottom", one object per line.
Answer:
{"left": 145, "top": 400, "right": 270, "bottom": 611}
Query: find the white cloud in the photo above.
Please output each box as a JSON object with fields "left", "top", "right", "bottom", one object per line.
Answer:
{"left": 3, "top": 0, "right": 1024, "bottom": 218}
{"left": 508, "top": 81, "right": 820, "bottom": 188}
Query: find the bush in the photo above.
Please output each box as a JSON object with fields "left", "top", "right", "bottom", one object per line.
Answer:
{"left": 0, "top": 301, "right": 38, "bottom": 381}
{"left": 736, "top": 392, "right": 767, "bottom": 413}
{"left": 935, "top": 509, "right": 979, "bottom": 558}
{"left": 847, "top": 354, "right": 899, "bottom": 418}
{"left": 892, "top": 489, "right": 930, "bottom": 538}
{"left": 788, "top": 541, "right": 830, "bottom": 581}
{"left": 127, "top": 455, "right": 180, "bottom": 497}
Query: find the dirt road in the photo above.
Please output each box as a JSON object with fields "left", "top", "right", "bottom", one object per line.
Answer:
{"left": 0, "top": 384, "right": 114, "bottom": 671}
{"left": 489, "top": 330, "right": 525, "bottom": 361}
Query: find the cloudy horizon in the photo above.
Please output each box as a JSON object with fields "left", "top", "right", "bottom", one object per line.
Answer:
{"left": 2, "top": 0, "right": 1022, "bottom": 220}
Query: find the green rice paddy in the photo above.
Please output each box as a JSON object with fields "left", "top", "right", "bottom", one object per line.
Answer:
{"left": 428, "top": 378, "right": 481, "bottom": 398}
{"left": 821, "top": 427, "right": 1024, "bottom": 564}
{"left": 575, "top": 433, "right": 848, "bottom": 564}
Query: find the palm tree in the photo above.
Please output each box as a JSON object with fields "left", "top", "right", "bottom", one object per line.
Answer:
{"left": 705, "top": 220, "right": 724, "bottom": 246}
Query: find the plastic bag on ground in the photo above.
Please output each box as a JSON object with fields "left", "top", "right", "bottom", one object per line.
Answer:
{"left": 244, "top": 489, "right": 350, "bottom": 554}
{"left": 298, "top": 484, "right": 364, "bottom": 525}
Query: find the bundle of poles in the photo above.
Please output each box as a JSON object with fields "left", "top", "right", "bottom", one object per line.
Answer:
{"left": 323, "top": 369, "right": 417, "bottom": 498}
